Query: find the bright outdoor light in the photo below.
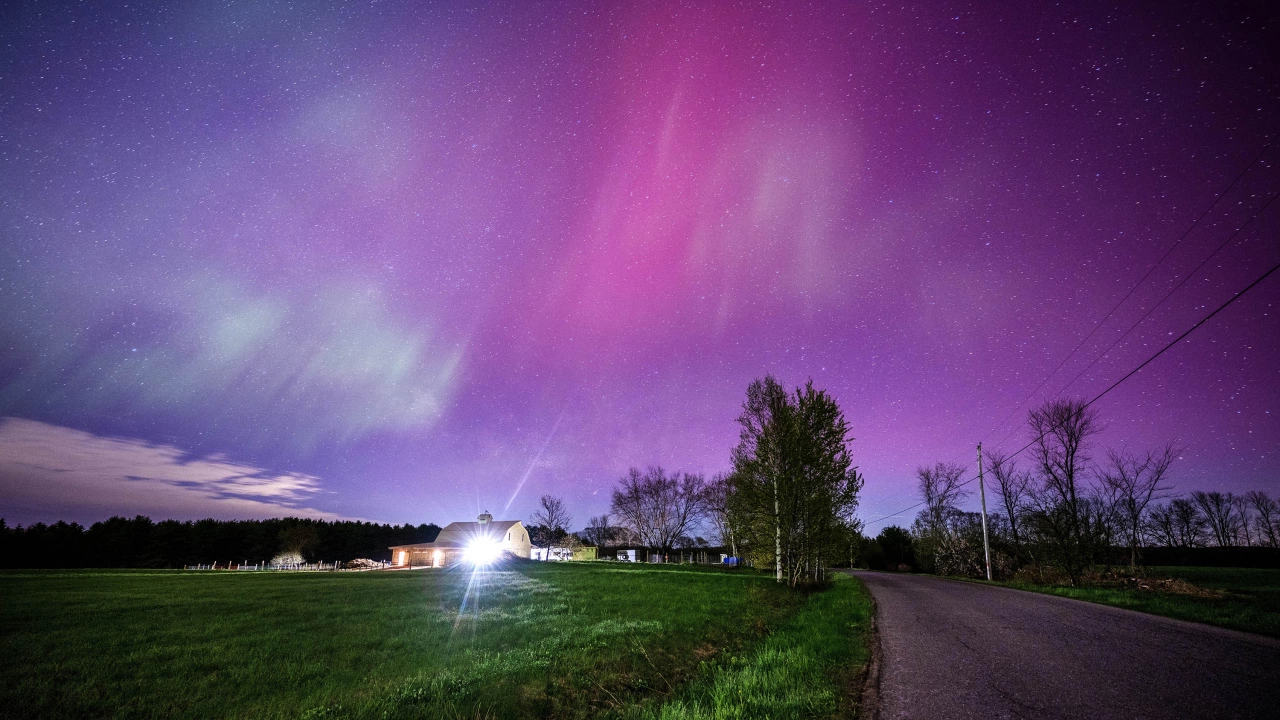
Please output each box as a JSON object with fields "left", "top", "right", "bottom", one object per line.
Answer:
{"left": 464, "top": 538, "right": 503, "bottom": 565}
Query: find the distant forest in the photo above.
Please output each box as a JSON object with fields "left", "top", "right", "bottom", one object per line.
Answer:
{"left": 0, "top": 516, "right": 441, "bottom": 569}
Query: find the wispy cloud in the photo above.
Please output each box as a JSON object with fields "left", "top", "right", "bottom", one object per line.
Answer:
{"left": 0, "top": 417, "right": 342, "bottom": 525}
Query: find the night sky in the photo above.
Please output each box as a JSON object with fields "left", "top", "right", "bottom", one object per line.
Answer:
{"left": 1, "top": 1, "right": 1277, "bottom": 531}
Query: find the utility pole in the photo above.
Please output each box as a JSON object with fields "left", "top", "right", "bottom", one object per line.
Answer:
{"left": 977, "top": 442, "right": 992, "bottom": 581}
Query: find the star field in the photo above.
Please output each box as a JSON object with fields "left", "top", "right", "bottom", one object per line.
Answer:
{"left": 0, "top": 0, "right": 1277, "bottom": 527}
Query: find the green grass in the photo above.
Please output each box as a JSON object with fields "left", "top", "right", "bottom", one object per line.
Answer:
{"left": 993, "top": 566, "right": 1280, "bottom": 637}
{"left": 625, "top": 574, "right": 872, "bottom": 720}
{"left": 0, "top": 563, "right": 872, "bottom": 719}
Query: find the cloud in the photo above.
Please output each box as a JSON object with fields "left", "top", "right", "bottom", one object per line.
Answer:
{"left": 0, "top": 417, "right": 342, "bottom": 525}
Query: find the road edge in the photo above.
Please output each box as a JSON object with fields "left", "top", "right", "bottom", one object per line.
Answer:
{"left": 858, "top": 590, "right": 882, "bottom": 720}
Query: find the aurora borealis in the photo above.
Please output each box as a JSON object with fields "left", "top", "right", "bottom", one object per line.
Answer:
{"left": 1, "top": 1, "right": 1277, "bottom": 528}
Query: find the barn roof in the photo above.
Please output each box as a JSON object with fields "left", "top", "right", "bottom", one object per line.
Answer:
{"left": 390, "top": 519, "right": 522, "bottom": 550}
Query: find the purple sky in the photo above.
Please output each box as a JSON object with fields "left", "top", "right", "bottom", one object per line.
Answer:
{"left": 1, "top": 1, "right": 1277, "bottom": 532}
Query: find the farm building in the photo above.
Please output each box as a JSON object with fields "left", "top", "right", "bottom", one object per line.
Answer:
{"left": 390, "top": 513, "right": 530, "bottom": 567}
{"left": 531, "top": 545, "right": 598, "bottom": 561}
{"left": 610, "top": 546, "right": 739, "bottom": 565}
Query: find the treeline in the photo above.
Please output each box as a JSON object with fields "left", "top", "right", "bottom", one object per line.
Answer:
{"left": 0, "top": 515, "right": 441, "bottom": 569}
{"left": 863, "top": 397, "right": 1280, "bottom": 581}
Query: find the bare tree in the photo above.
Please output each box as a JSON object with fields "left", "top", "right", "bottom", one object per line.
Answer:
{"left": 530, "top": 494, "right": 572, "bottom": 560}
{"left": 985, "top": 450, "right": 1032, "bottom": 558}
{"left": 583, "top": 514, "right": 613, "bottom": 548}
{"left": 911, "top": 462, "right": 969, "bottom": 574}
{"left": 917, "top": 462, "right": 968, "bottom": 532}
{"left": 1025, "top": 398, "right": 1105, "bottom": 584}
{"left": 1246, "top": 491, "right": 1280, "bottom": 548}
{"left": 1233, "top": 495, "right": 1254, "bottom": 547}
{"left": 610, "top": 467, "right": 708, "bottom": 558}
{"left": 704, "top": 473, "right": 739, "bottom": 558}
{"left": 1145, "top": 502, "right": 1179, "bottom": 548}
{"left": 1170, "top": 498, "right": 1208, "bottom": 547}
{"left": 1100, "top": 444, "right": 1177, "bottom": 568}
{"left": 1191, "top": 491, "right": 1240, "bottom": 547}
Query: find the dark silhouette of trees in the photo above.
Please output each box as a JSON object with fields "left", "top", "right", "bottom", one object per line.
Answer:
{"left": 1100, "top": 444, "right": 1177, "bottom": 568}
{"left": 1246, "top": 491, "right": 1280, "bottom": 548}
{"left": 1146, "top": 498, "right": 1207, "bottom": 548}
{"left": 0, "top": 516, "right": 440, "bottom": 568}
{"left": 1023, "top": 398, "right": 1113, "bottom": 585}
{"left": 1192, "top": 491, "right": 1241, "bottom": 547}
{"left": 985, "top": 449, "right": 1033, "bottom": 562}
{"left": 876, "top": 526, "right": 916, "bottom": 570}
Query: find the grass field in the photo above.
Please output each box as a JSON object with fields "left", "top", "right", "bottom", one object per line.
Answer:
{"left": 0, "top": 562, "right": 871, "bottom": 719}
{"left": 995, "top": 566, "right": 1280, "bottom": 637}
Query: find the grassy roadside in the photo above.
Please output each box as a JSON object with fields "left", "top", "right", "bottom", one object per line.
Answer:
{"left": 0, "top": 563, "right": 872, "bottom": 719}
{"left": 619, "top": 573, "right": 874, "bottom": 720}
{"left": 979, "top": 566, "right": 1280, "bottom": 638}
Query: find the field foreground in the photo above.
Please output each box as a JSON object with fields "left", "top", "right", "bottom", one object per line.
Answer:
{"left": 0, "top": 563, "right": 871, "bottom": 719}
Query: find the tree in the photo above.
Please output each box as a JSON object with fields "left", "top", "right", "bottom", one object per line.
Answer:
{"left": 582, "top": 514, "right": 613, "bottom": 548}
{"left": 917, "top": 463, "right": 968, "bottom": 532}
{"left": 1191, "top": 491, "right": 1239, "bottom": 547}
{"left": 1169, "top": 498, "right": 1208, "bottom": 547}
{"left": 704, "top": 473, "right": 740, "bottom": 558}
{"left": 729, "top": 377, "right": 863, "bottom": 586}
{"left": 278, "top": 524, "right": 320, "bottom": 561}
{"left": 530, "top": 494, "right": 572, "bottom": 560}
{"left": 985, "top": 449, "right": 1033, "bottom": 561}
{"left": 1246, "top": 491, "right": 1280, "bottom": 548}
{"left": 1024, "top": 398, "right": 1109, "bottom": 584}
{"left": 876, "top": 526, "right": 916, "bottom": 570}
{"left": 1099, "top": 444, "right": 1177, "bottom": 568}
{"left": 911, "top": 462, "right": 968, "bottom": 574}
{"left": 730, "top": 376, "right": 791, "bottom": 581}
{"left": 610, "top": 467, "right": 708, "bottom": 558}
{"left": 1233, "top": 495, "right": 1255, "bottom": 547}
{"left": 1145, "top": 502, "right": 1178, "bottom": 548}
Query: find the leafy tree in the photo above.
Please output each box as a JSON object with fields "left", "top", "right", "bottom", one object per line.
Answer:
{"left": 876, "top": 526, "right": 915, "bottom": 570}
{"left": 728, "top": 376, "right": 863, "bottom": 586}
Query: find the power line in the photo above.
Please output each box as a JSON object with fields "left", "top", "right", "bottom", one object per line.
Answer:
{"left": 863, "top": 256, "right": 1280, "bottom": 528}
{"left": 969, "top": 134, "right": 1277, "bottom": 452}
{"left": 979, "top": 191, "right": 1280, "bottom": 455}
{"left": 1048, "top": 192, "right": 1278, "bottom": 401}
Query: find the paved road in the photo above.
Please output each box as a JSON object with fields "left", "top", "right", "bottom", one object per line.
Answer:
{"left": 853, "top": 571, "right": 1280, "bottom": 720}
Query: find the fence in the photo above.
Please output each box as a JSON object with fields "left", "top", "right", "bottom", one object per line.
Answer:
{"left": 182, "top": 560, "right": 391, "bottom": 571}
